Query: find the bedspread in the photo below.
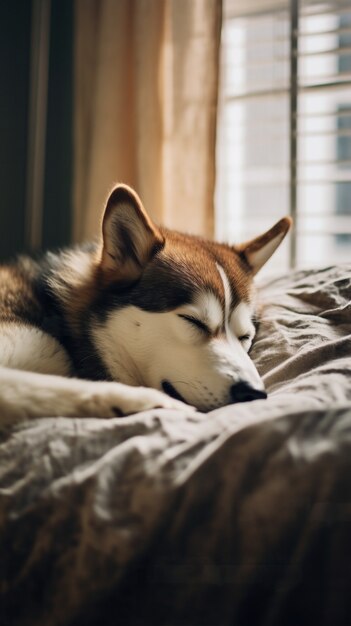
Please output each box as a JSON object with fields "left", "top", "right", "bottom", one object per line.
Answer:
{"left": 0, "top": 264, "right": 350, "bottom": 626}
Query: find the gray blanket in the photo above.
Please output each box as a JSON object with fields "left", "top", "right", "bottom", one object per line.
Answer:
{"left": 0, "top": 265, "right": 351, "bottom": 626}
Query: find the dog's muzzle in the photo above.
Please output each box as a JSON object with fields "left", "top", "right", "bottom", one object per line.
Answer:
{"left": 230, "top": 381, "right": 267, "bottom": 403}
{"left": 162, "top": 379, "right": 267, "bottom": 408}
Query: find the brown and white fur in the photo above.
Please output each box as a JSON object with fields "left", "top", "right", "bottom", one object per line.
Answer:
{"left": 0, "top": 184, "right": 291, "bottom": 425}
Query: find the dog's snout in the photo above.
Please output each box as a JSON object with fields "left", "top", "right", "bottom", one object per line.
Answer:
{"left": 230, "top": 381, "right": 267, "bottom": 403}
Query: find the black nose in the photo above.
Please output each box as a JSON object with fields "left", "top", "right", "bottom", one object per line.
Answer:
{"left": 230, "top": 381, "right": 267, "bottom": 403}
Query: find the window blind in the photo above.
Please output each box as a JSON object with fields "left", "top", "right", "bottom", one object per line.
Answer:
{"left": 216, "top": 0, "right": 351, "bottom": 273}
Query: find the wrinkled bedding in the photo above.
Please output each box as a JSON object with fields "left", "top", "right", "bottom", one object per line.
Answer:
{"left": 0, "top": 265, "right": 350, "bottom": 626}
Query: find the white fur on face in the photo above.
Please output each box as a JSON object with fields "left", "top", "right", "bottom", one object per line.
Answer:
{"left": 91, "top": 265, "right": 263, "bottom": 411}
{"left": 216, "top": 264, "right": 231, "bottom": 322}
{"left": 230, "top": 302, "right": 256, "bottom": 349}
{"left": 190, "top": 290, "right": 223, "bottom": 333}
{"left": 216, "top": 264, "right": 262, "bottom": 391}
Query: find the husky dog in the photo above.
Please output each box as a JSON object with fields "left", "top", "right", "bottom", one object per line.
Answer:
{"left": 0, "top": 185, "right": 291, "bottom": 424}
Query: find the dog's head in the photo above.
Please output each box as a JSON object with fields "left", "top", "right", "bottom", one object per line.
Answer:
{"left": 90, "top": 184, "right": 291, "bottom": 411}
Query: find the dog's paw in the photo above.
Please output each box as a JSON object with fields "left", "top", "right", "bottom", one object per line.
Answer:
{"left": 113, "top": 386, "right": 194, "bottom": 416}
{"left": 83, "top": 382, "right": 193, "bottom": 418}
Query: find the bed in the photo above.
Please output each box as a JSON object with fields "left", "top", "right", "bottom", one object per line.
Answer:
{"left": 0, "top": 264, "right": 350, "bottom": 626}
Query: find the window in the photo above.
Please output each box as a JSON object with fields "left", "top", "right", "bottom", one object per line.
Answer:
{"left": 216, "top": 0, "right": 351, "bottom": 274}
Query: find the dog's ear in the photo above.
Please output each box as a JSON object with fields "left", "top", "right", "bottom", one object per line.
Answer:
{"left": 237, "top": 217, "right": 292, "bottom": 275}
{"left": 100, "top": 184, "right": 165, "bottom": 283}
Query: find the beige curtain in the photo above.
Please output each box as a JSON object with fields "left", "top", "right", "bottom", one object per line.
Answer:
{"left": 73, "top": 0, "right": 222, "bottom": 242}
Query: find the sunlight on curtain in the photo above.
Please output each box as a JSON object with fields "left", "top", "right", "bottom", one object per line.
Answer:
{"left": 73, "top": 0, "right": 222, "bottom": 242}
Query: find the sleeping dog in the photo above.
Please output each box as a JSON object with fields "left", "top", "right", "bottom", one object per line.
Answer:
{"left": 0, "top": 184, "right": 291, "bottom": 423}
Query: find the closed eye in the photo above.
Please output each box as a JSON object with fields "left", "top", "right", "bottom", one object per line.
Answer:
{"left": 178, "top": 314, "right": 210, "bottom": 334}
